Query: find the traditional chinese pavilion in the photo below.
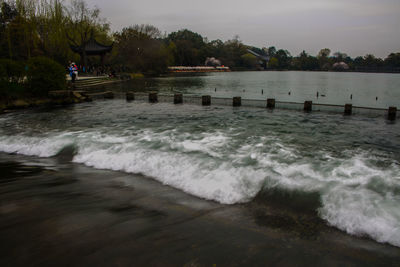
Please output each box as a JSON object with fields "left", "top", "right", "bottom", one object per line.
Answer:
{"left": 70, "top": 37, "right": 113, "bottom": 66}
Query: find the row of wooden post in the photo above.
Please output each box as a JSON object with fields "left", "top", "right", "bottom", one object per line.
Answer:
{"left": 125, "top": 92, "right": 397, "bottom": 121}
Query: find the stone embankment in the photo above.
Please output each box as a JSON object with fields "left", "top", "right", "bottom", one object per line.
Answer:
{"left": 0, "top": 90, "right": 92, "bottom": 113}
{"left": 48, "top": 90, "right": 92, "bottom": 104}
{"left": 69, "top": 76, "right": 118, "bottom": 90}
{"left": 0, "top": 76, "right": 126, "bottom": 113}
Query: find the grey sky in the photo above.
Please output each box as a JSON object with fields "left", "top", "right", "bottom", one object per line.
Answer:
{"left": 86, "top": 0, "right": 400, "bottom": 58}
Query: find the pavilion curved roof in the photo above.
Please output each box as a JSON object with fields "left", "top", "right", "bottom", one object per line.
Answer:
{"left": 70, "top": 37, "right": 113, "bottom": 55}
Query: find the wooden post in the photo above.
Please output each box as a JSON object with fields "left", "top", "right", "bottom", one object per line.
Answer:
{"left": 388, "top": 107, "right": 397, "bottom": 121}
{"left": 344, "top": 104, "right": 352, "bottom": 115}
{"left": 267, "top": 98, "right": 275, "bottom": 109}
{"left": 233, "top": 97, "right": 241, "bottom": 107}
{"left": 304, "top": 101, "right": 312, "bottom": 112}
{"left": 174, "top": 93, "right": 183, "bottom": 104}
{"left": 126, "top": 92, "right": 134, "bottom": 101}
{"left": 149, "top": 92, "right": 158, "bottom": 103}
{"left": 202, "top": 95, "right": 211, "bottom": 106}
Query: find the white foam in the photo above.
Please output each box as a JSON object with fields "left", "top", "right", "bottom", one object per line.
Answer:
{"left": 171, "top": 132, "right": 229, "bottom": 157}
{"left": 320, "top": 185, "right": 400, "bottom": 247}
{"left": 0, "top": 128, "right": 399, "bottom": 247}
{"left": 0, "top": 134, "right": 74, "bottom": 157}
{"left": 73, "top": 136, "right": 266, "bottom": 204}
{"left": 231, "top": 141, "right": 400, "bottom": 246}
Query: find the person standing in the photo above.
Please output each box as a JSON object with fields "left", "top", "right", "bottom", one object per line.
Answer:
{"left": 69, "top": 63, "right": 78, "bottom": 83}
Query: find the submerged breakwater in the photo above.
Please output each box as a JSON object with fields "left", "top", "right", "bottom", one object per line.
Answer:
{"left": 0, "top": 99, "right": 399, "bottom": 247}
{"left": 125, "top": 92, "right": 396, "bottom": 118}
{"left": 117, "top": 71, "right": 400, "bottom": 109}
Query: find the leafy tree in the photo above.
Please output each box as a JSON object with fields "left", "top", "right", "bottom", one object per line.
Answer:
{"left": 266, "top": 46, "right": 276, "bottom": 57}
{"left": 268, "top": 57, "right": 278, "bottom": 69}
{"left": 293, "top": 51, "right": 319, "bottom": 70}
{"left": 167, "top": 29, "right": 204, "bottom": 49}
{"left": 384, "top": 53, "right": 400, "bottom": 70}
{"left": 318, "top": 48, "right": 331, "bottom": 58}
{"left": 220, "top": 36, "right": 247, "bottom": 69}
{"left": 0, "top": 1, "right": 18, "bottom": 59}
{"left": 203, "top": 39, "right": 224, "bottom": 64}
{"left": 35, "top": 0, "right": 71, "bottom": 63}
{"left": 1, "top": 0, "right": 91, "bottom": 63}
{"left": 353, "top": 56, "right": 364, "bottom": 70}
{"left": 122, "top": 24, "right": 161, "bottom": 40}
{"left": 112, "top": 25, "right": 169, "bottom": 74}
{"left": 165, "top": 41, "right": 176, "bottom": 66}
{"left": 317, "top": 48, "right": 331, "bottom": 70}
{"left": 241, "top": 53, "right": 258, "bottom": 69}
{"left": 274, "top": 49, "right": 291, "bottom": 69}
{"left": 332, "top": 51, "right": 348, "bottom": 62}
{"left": 363, "top": 54, "right": 383, "bottom": 70}
{"left": 167, "top": 29, "right": 206, "bottom": 65}
{"left": 0, "top": 0, "right": 37, "bottom": 60}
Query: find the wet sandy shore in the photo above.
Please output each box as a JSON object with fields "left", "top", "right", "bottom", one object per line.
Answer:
{"left": 1, "top": 152, "right": 399, "bottom": 266}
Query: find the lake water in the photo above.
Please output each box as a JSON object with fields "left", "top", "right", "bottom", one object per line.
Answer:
{"left": 123, "top": 71, "right": 400, "bottom": 109}
{"left": 0, "top": 72, "right": 400, "bottom": 263}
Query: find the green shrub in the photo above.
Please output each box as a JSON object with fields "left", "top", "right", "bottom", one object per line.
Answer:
{"left": 0, "top": 59, "right": 26, "bottom": 99}
{"left": 0, "top": 59, "right": 25, "bottom": 83}
{"left": 27, "top": 57, "right": 66, "bottom": 96}
{"left": 0, "top": 63, "right": 7, "bottom": 97}
{"left": 0, "top": 63, "right": 6, "bottom": 83}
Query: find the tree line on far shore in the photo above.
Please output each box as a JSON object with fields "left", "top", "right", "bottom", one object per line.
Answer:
{"left": 1, "top": 0, "right": 400, "bottom": 76}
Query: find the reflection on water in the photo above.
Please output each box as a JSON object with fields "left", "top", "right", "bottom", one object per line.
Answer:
{"left": 0, "top": 161, "right": 44, "bottom": 182}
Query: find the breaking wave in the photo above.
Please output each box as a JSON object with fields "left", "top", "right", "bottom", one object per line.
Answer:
{"left": 0, "top": 124, "right": 399, "bottom": 247}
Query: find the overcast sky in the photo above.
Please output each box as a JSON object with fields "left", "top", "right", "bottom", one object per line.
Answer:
{"left": 86, "top": 0, "right": 400, "bottom": 58}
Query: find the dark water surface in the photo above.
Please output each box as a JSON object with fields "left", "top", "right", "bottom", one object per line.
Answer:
{"left": 1, "top": 152, "right": 400, "bottom": 266}
{"left": 117, "top": 71, "right": 400, "bottom": 108}
{"left": 0, "top": 93, "right": 399, "bottom": 265}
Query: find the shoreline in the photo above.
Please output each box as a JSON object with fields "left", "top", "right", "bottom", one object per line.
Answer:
{"left": 0, "top": 91, "right": 91, "bottom": 114}
{"left": 1, "top": 152, "right": 399, "bottom": 266}
{"left": 167, "top": 69, "right": 400, "bottom": 75}
{"left": 0, "top": 76, "right": 126, "bottom": 114}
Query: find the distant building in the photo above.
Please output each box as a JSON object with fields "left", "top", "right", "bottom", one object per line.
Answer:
{"left": 168, "top": 66, "right": 230, "bottom": 72}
